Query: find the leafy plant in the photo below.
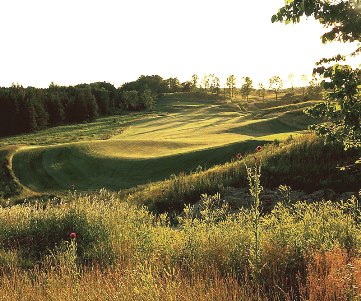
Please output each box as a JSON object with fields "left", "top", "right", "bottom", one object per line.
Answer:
{"left": 272, "top": 0, "right": 361, "bottom": 150}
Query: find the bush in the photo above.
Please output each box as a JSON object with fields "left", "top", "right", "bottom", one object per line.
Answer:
{"left": 0, "top": 193, "right": 117, "bottom": 266}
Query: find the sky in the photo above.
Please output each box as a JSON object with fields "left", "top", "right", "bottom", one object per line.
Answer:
{"left": 0, "top": 0, "right": 359, "bottom": 88}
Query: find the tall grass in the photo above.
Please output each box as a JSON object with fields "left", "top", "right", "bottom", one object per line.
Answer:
{"left": 125, "top": 133, "right": 360, "bottom": 212}
{"left": 1, "top": 188, "right": 361, "bottom": 299}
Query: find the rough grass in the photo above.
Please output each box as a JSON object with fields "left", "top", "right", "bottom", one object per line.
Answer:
{"left": 1, "top": 190, "right": 361, "bottom": 300}
{"left": 8, "top": 93, "right": 319, "bottom": 195}
{"left": 124, "top": 133, "right": 361, "bottom": 212}
{"left": 0, "top": 113, "right": 151, "bottom": 147}
{"left": 0, "top": 146, "right": 24, "bottom": 198}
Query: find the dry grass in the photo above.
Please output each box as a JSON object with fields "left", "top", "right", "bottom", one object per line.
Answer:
{"left": 301, "top": 246, "right": 361, "bottom": 301}
{"left": 0, "top": 263, "right": 267, "bottom": 301}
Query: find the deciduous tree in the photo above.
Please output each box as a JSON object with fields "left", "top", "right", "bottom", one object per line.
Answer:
{"left": 209, "top": 74, "right": 220, "bottom": 95}
{"left": 269, "top": 76, "right": 283, "bottom": 100}
{"left": 257, "top": 83, "right": 266, "bottom": 101}
{"left": 226, "top": 75, "right": 236, "bottom": 98}
{"left": 191, "top": 74, "right": 199, "bottom": 91}
{"left": 201, "top": 75, "right": 210, "bottom": 92}
{"left": 240, "top": 76, "right": 253, "bottom": 101}
{"left": 272, "top": 0, "right": 361, "bottom": 149}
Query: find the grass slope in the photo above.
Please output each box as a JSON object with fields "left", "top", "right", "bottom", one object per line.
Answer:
{"left": 0, "top": 146, "right": 24, "bottom": 198}
{"left": 9, "top": 93, "right": 318, "bottom": 194}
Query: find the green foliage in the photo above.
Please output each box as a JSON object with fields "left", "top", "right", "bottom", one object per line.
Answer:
{"left": 306, "top": 76, "right": 323, "bottom": 100}
{"left": 121, "top": 90, "right": 140, "bottom": 111}
{"left": 91, "top": 86, "right": 111, "bottom": 115}
{"left": 226, "top": 75, "right": 237, "bottom": 98}
{"left": 2, "top": 188, "right": 361, "bottom": 297}
{"left": 273, "top": 0, "right": 361, "bottom": 149}
{"left": 0, "top": 195, "right": 116, "bottom": 266}
{"left": 257, "top": 83, "right": 266, "bottom": 101}
{"left": 164, "top": 78, "right": 182, "bottom": 93}
{"left": 140, "top": 89, "right": 156, "bottom": 111}
{"left": 269, "top": 76, "right": 283, "bottom": 100}
{"left": 240, "top": 76, "right": 253, "bottom": 101}
{"left": 278, "top": 184, "right": 292, "bottom": 205}
{"left": 272, "top": 0, "right": 361, "bottom": 44}
{"left": 209, "top": 74, "right": 220, "bottom": 95}
{"left": 126, "top": 134, "right": 361, "bottom": 213}
{"left": 191, "top": 74, "right": 199, "bottom": 91}
{"left": 196, "top": 193, "right": 230, "bottom": 224}
{"left": 305, "top": 64, "right": 361, "bottom": 149}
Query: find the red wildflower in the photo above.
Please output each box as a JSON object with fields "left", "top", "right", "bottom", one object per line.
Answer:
{"left": 236, "top": 153, "right": 243, "bottom": 160}
{"left": 70, "top": 232, "right": 77, "bottom": 239}
{"left": 256, "top": 146, "right": 262, "bottom": 152}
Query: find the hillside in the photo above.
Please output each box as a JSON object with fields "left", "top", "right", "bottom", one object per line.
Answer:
{"left": 2, "top": 93, "right": 319, "bottom": 195}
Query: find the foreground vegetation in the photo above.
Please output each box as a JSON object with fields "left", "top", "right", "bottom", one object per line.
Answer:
{"left": 1, "top": 186, "right": 361, "bottom": 300}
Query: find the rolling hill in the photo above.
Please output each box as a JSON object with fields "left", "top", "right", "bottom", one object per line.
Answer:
{"left": 5, "top": 93, "right": 318, "bottom": 194}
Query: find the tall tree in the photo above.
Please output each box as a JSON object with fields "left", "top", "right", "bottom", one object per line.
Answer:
{"left": 165, "top": 77, "right": 181, "bottom": 93}
{"left": 29, "top": 88, "right": 49, "bottom": 130}
{"left": 209, "top": 74, "right": 220, "bottom": 95}
{"left": 240, "top": 76, "right": 253, "bottom": 101}
{"left": 140, "top": 89, "right": 156, "bottom": 111}
{"left": 269, "top": 76, "right": 283, "bottom": 100}
{"left": 47, "top": 83, "right": 64, "bottom": 126}
{"left": 272, "top": 0, "right": 361, "bottom": 149}
{"left": 181, "top": 81, "right": 192, "bottom": 92}
{"left": 226, "top": 75, "right": 236, "bottom": 98}
{"left": 191, "top": 74, "right": 199, "bottom": 91}
{"left": 84, "top": 88, "right": 98, "bottom": 121}
{"left": 257, "top": 83, "right": 266, "bottom": 101}
{"left": 201, "top": 75, "right": 210, "bottom": 92}
{"left": 46, "top": 92, "right": 64, "bottom": 126}
{"left": 91, "top": 87, "right": 110, "bottom": 115}
{"left": 306, "top": 76, "right": 323, "bottom": 100}
{"left": 122, "top": 90, "right": 140, "bottom": 111}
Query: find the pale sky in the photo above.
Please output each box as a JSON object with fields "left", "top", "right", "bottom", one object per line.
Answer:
{"left": 0, "top": 0, "right": 359, "bottom": 88}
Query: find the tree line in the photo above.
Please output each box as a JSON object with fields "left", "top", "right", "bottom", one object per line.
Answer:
{"left": 0, "top": 75, "right": 193, "bottom": 137}
{"left": 0, "top": 73, "right": 324, "bottom": 137}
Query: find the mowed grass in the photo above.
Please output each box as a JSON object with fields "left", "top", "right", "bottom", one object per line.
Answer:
{"left": 0, "top": 113, "right": 151, "bottom": 147}
{"left": 9, "top": 93, "right": 319, "bottom": 194}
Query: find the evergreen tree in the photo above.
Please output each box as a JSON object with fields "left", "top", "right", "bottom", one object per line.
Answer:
{"left": 84, "top": 87, "right": 98, "bottom": 121}
{"left": 46, "top": 91, "right": 64, "bottom": 126}
{"left": 91, "top": 87, "right": 110, "bottom": 115}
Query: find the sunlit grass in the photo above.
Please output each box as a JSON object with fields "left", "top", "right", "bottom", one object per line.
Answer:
{"left": 7, "top": 93, "right": 319, "bottom": 195}
{"left": 0, "top": 113, "right": 152, "bottom": 147}
{"left": 1, "top": 189, "right": 361, "bottom": 300}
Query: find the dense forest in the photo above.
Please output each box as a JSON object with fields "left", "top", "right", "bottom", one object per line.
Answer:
{"left": 0, "top": 75, "right": 193, "bottom": 137}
